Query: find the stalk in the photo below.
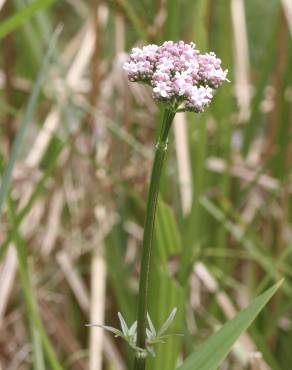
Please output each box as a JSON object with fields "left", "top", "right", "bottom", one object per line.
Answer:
{"left": 134, "top": 108, "right": 176, "bottom": 370}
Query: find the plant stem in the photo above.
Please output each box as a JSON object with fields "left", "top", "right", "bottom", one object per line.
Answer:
{"left": 8, "top": 197, "right": 64, "bottom": 370}
{"left": 134, "top": 108, "right": 176, "bottom": 370}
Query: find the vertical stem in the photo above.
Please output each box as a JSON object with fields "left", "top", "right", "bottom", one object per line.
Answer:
{"left": 1, "top": 0, "right": 15, "bottom": 149}
{"left": 134, "top": 108, "right": 175, "bottom": 370}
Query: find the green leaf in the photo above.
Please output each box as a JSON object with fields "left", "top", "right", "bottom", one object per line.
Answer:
{"left": 148, "top": 268, "right": 184, "bottom": 370}
{"left": 0, "top": 26, "right": 59, "bottom": 218}
{"left": 178, "top": 280, "right": 283, "bottom": 370}
{"left": 147, "top": 312, "right": 157, "bottom": 337}
{"left": 86, "top": 324, "right": 123, "bottom": 337}
{"left": 129, "top": 321, "right": 138, "bottom": 337}
{"left": 147, "top": 197, "right": 184, "bottom": 370}
{"left": 155, "top": 198, "right": 182, "bottom": 263}
{"left": 158, "top": 308, "right": 177, "bottom": 336}
{"left": 0, "top": 140, "right": 64, "bottom": 262}
{"left": 8, "top": 198, "right": 64, "bottom": 370}
{"left": 118, "top": 312, "right": 129, "bottom": 336}
{"left": 0, "top": 0, "right": 56, "bottom": 40}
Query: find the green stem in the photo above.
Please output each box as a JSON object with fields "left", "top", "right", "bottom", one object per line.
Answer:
{"left": 134, "top": 108, "right": 176, "bottom": 370}
{"left": 8, "top": 197, "right": 64, "bottom": 370}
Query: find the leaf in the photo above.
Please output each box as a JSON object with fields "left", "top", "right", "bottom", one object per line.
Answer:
{"left": 0, "top": 0, "right": 56, "bottom": 40}
{"left": 0, "top": 140, "right": 64, "bottom": 262}
{"left": 147, "top": 346, "right": 156, "bottom": 357}
{"left": 129, "top": 321, "right": 138, "bottom": 337}
{"left": 118, "top": 312, "right": 129, "bottom": 336}
{"left": 146, "top": 328, "right": 153, "bottom": 340}
{"left": 241, "top": 4, "right": 281, "bottom": 157}
{"left": 114, "top": 0, "right": 148, "bottom": 41}
{"left": 147, "top": 312, "right": 157, "bottom": 337}
{"left": 178, "top": 280, "right": 283, "bottom": 370}
{"left": 0, "top": 26, "right": 60, "bottom": 217}
{"left": 158, "top": 308, "right": 177, "bottom": 336}
{"left": 86, "top": 324, "right": 123, "bottom": 337}
{"left": 155, "top": 199, "right": 182, "bottom": 263}
{"left": 148, "top": 197, "right": 184, "bottom": 370}
{"left": 8, "top": 198, "right": 64, "bottom": 370}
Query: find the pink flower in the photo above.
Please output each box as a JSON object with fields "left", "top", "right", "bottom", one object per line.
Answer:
{"left": 153, "top": 82, "right": 172, "bottom": 99}
{"left": 173, "top": 71, "right": 193, "bottom": 96}
{"left": 186, "top": 86, "right": 214, "bottom": 113}
{"left": 123, "top": 41, "right": 228, "bottom": 113}
{"left": 198, "top": 52, "right": 229, "bottom": 88}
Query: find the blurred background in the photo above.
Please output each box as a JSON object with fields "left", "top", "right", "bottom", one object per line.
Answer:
{"left": 0, "top": 0, "right": 291, "bottom": 369}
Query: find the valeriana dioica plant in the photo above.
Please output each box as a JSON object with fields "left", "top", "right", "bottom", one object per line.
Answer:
{"left": 89, "top": 41, "right": 228, "bottom": 370}
{"left": 124, "top": 41, "right": 228, "bottom": 370}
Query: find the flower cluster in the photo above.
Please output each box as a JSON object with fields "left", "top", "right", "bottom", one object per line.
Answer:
{"left": 123, "top": 41, "right": 228, "bottom": 113}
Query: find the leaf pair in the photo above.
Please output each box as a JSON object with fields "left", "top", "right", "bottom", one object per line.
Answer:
{"left": 87, "top": 308, "right": 181, "bottom": 358}
{"left": 146, "top": 308, "right": 183, "bottom": 356}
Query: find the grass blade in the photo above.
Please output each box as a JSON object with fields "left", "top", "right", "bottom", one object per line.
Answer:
{"left": 178, "top": 280, "right": 283, "bottom": 370}
{"left": 0, "top": 0, "right": 56, "bottom": 39}
{"left": 0, "top": 27, "right": 59, "bottom": 217}
{"left": 8, "top": 198, "right": 64, "bottom": 370}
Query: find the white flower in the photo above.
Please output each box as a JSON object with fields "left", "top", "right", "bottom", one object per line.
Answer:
{"left": 185, "top": 59, "right": 199, "bottom": 73}
{"left": 123, "top": 61, "right": 138, "bottom": 73}
{"left": 157, "top": 57, "right": 174, "bottom": 72}
{"left": 143, "top": 44, "right": 159, "bottom": 57}
{"left": 153, "top": 82, "right": 171, "bottom": 98}
{"left": 187, "top": 86, "right": 213, "bottom": 111}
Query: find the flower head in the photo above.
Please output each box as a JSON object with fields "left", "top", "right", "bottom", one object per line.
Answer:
{"left": 123, "top": 41, "right": 228, "bottom": 113}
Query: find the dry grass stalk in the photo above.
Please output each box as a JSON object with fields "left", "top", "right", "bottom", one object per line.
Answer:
{"left": 231, "top": 0, "right": 251, "bottom": 122}
{"left": 56, "top": 251, "right": 90, "bottom": 313}
{"left": 206, "top": 157, "right": 279, "bottom": 192}
{"left": 56, "top": 249, "right": 126, "bottom": 370}
{"left": 281, "top": 0, "right": 292, "bottom": 35}
{"left": 89, "top": 247, "right": 106, "bottom": 370}
{"left": 39, "top": 302, "right": 87, "bottom": 370}
{"left": 0, "top": 247, "right": 17, "bottom": 328}
{"left": 41, "top": 190, "right": 64, "bottom": 256}
{"left": 0, "top": 0, "right": 7, "bottom": 11}
{"left": 174, "top": 113, "right": 193, "bottom": 216}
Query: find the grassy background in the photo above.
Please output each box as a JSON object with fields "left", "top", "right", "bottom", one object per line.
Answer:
{"left": 0, "top": 0, "right": 291, "bottom": 369}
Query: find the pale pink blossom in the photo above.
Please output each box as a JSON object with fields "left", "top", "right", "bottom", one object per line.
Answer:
{"left": 123, "top": 41, "right": 228, "bottom": 112}
{"left": 198, "top": 52, "right": 229, "bottom": 88}
{"left": 186, "top": 86, "right": 214, "bottom": 112}
{"left": 153, "top": 82, "right": 172, "bottom": 99}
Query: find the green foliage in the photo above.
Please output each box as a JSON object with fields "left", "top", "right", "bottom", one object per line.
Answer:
{"left": 8, "top": 198, "right": 64, "bottom": 370}
{"left": 147, "top": 199, "right": 184, "bottom": 370}
{"left": 0, "top": 0, "right": 291, "bottom": 369}
{"left": 90, "top": 308, "right": 180, "bottom": 359}
{"left": 178, "top": 281, "right": 282, "bottom": 370}
{"left": 0, "top": 27, "right": 59, "bottom": 217}
{"left": 0, "top": 0, "right": 56, "bottom": 39}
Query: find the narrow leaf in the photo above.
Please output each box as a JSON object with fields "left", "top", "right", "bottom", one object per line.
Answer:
{"left": 178, "top": 280, "right": 283, "bottom": 370}
{"left": 0, "top": 0, "right": 56, "bottom": 40}
{"left": 158, "top": 307, "right": 177, "bottom": 336}
{"left": 129, "top": 321, "right": 137, "bottom": 337}
{"left": 146, "top": 328, "right": 153, "bottom": 340}
{"left": 147, "top": 312, "right": 157, "bottom": 337}
{"left": 0, "top": 27, "right": 60, "bottom": 217}
{"left": 147, "top": 346, "right": 156, "bottom": 357}
{"left": 118, "top": 312, "right": 129, "bottom": 336}
{"left": 8, "top": 199, "right": 64, "bottom": 370}
{"left": 86, "top": 324, "right": 123, "bottom": 337}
